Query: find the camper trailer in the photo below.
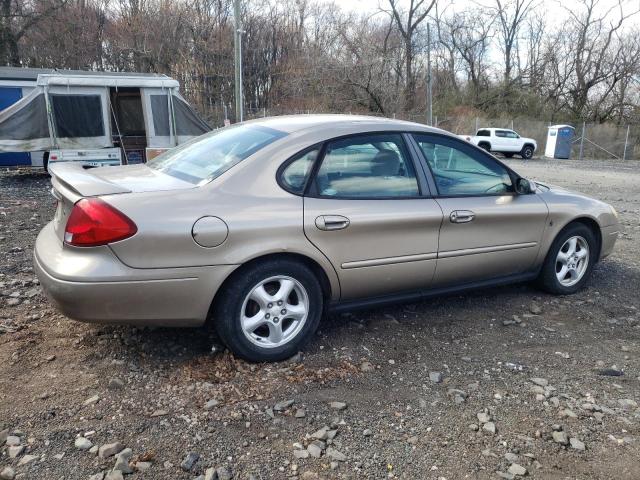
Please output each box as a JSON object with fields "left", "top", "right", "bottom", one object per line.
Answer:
{"left": 0, "top": 68, "right": 210, "bottom": 170}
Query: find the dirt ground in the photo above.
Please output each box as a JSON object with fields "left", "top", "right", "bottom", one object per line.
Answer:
{"left": 1, "top": 158, "right": 639, "bottom": 480}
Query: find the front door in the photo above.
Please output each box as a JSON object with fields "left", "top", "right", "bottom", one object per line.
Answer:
{"left": 302, "top": 133, "right": 443, "bottom": 300}
{"left": 411, "top": 133, "right": 548, "bottom": 286}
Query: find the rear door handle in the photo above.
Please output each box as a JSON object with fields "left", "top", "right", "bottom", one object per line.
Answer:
{"left": 450, "top": 210, "right": 475, "bottom": 223}
{"left": 315, "top": 215, "right": 350, "bottom": 231}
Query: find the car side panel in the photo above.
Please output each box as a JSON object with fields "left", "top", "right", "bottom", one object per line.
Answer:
{"left": 303, "top": 197, "right": 442, "bottom": 300}
{"left": 433, "top": 194, "right": 549, "bottom": 285}
{"left": 534, "top": 187, "right": 619, "bottom": 264}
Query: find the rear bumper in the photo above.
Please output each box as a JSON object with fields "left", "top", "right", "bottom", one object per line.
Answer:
{"left": 34, "top": 222, "right": 238, "bottom": 327}
{"left": 600, "top": 224, "right": 620, "bottom": 260}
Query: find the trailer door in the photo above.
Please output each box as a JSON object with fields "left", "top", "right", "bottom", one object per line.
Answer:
{"left": 142, "top": 88, "right": 209, "bottom": 149}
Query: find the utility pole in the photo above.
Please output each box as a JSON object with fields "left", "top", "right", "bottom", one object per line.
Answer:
{"left": 578, "top": 122, "right": 585, "bottom": 160}
{"left": 426, "top": 23, "right": 433, "bottom": 126}
{"left": 233, "top": 0, "right": 243, "bottom": 122}
{"left": 623, "top": 124, "right": 630, "bottom": 160}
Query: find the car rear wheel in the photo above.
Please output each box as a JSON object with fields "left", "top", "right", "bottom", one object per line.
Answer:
{"left": 520, "top": 145, "right": 534, "bottom": 159}
{"left": 213, "top": 259, "right": 323, "bottom": 362}
{"left": 537, "top": 223, "right": 597, "bottom": 295}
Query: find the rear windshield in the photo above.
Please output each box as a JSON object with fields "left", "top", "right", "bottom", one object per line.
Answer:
{"left": 148, "top": 124, "right": 287, "bottom": 184}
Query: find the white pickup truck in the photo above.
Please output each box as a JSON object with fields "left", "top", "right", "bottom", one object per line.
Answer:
{"left": 460, "top": 128, "right": 537, "bottom": 159}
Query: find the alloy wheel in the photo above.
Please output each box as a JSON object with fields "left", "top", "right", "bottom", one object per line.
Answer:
{"left": 555, "top": 235, "right": 589, "bottom": 287}
{"left": 240, "top": 275, "right": 309, "bottom": 349}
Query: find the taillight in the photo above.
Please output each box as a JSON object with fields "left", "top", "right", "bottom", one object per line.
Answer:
{"left": 64, "top": 198, "right": 137, "bottom": 247}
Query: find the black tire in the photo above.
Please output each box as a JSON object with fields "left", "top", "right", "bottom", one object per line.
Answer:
{"left": 520, "top": 145, "right": 534, "bottom": 159}
{"left": 504, "top": 153, "right": 514, "bottom": 158}
{"left": 536, "top": 223, "right": 598, "bottom": 295}
{"left": 42, "top": 151, "right": 50, "bottom": 174}
{"left": 213, "top": 258, "right": 323, "bottom": 362}
{"left": 478, "top": 142, "right": 491, "bottom": 152}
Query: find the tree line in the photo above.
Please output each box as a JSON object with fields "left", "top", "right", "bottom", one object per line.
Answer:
{"left": 2, "top": 0, "right": 639, "bottom": 126}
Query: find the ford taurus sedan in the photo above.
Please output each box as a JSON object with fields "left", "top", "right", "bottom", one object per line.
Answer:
{"left": 34, "top": 115, "right": 620, "bottom": 362}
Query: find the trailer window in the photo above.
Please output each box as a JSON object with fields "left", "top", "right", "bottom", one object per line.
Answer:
{"left": 51, "top": 94, "right": 104, "bottom": 138}
{"left": 148, "top": 124, "right": 287, "bottom": 184}
{"left": 150, "top": 94, "right": 170, "bottom": 136}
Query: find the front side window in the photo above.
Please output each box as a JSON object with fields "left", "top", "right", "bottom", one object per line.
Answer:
{"left": 148, "top": 124, "right": 287, "bottom": 184}
{"left": 505, "top": 130, "right": 519, "bottom": 138}
{"left": 313, "top": 134, "right": 419, "bottom": 198}
{"left": 495, "top": 130, "right": 507, "bottom": 138}
{"left": 280, "top": 148, "right": 319, "bottom": 194}
{"left": 413, "top": 134, "right": 514, "bottom": 196}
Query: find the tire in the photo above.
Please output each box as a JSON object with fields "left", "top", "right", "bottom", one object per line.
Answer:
{"left": 42, "top": 151, "right": 50, "bottom": 174}
{"left": 520, "top": 145, "right": 534, "bottom": 159}
{"left": 504, "top": 153, "right": 514, "bottom": 158}
{"left": 478, "top": 142, "right": 491, "bottom": 152}
{"left": 213, "top": 258, "right": 323, "bottom": 362}
{"left": 536, "top": 223, "right": 598, "bottom": 295}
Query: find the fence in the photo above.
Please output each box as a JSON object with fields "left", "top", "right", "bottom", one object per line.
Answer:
{"left": 204, "top": 104, "right": 638, "bottom": 161}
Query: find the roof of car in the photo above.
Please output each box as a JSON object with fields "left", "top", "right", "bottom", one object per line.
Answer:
{"left": 244, "top": 114, "right": 442, "bottom": 135}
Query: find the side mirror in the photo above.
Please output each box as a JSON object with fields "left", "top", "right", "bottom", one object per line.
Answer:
{"left": 516, "top": 177, "right": 535, "bottom": 194}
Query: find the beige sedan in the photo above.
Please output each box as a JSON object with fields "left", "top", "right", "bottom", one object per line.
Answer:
{"left": 34, "top": 115, "right": 620, "bottom": 361}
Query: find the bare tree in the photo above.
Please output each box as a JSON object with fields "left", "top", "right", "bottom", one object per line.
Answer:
{"left": 0, "top": 0, "right": 69, "bottom": 65}
{"left": 488, "top": 0, "right": 536, "bottom": 84}
{"left": 382, "top": 0, "right": 437, "bottom": 111}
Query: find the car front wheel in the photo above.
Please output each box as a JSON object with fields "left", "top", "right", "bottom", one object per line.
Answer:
{"left": 537, "top": 223, "right": 597, "bottom": 295}
{"left": 213, "top": 259, "right": 323, "bottom": 362}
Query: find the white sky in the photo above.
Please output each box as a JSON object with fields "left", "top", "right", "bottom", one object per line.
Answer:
{"left": 321, "top": 0, "right": 639, "bottom": 27}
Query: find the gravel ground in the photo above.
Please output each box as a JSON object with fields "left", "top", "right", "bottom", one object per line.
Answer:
{"left": 1, "top": 158, "right": 639, "bottom": 480}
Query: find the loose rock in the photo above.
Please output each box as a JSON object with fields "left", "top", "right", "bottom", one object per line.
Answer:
{"left": 98, "top": 442, "right": 124, "bottom": 459}
{"left": 553, "top": 431, "right": 569, "bottom": 445}
{"left": 75, "top": 436, "right": 93, "bottom": 450}
{"left": 180, "top": 452, "right": 200, "bottom": 471}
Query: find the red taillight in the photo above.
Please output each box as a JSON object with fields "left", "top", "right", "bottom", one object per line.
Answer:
{"left": 64, "top": 198, "right": 137, "bottom": 247}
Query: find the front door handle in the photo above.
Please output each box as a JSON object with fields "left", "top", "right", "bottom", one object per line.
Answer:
{"left": 315, "top": 215, "right": 350, "bottom": 231}
{"left": 450, "top": 210, "right": 475, "bottom": 223}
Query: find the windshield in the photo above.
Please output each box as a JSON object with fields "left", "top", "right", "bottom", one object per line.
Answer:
{"left": 148, "top": 124, "right": 287, "bottom": 184}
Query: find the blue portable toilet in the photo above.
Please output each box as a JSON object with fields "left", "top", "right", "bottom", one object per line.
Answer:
{"left": 545, "top": 125, "right": 575, "bottom": 159}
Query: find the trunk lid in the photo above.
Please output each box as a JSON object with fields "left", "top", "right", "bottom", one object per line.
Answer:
{"left": 48, "top": 162, "right": 195, "bottom": 241}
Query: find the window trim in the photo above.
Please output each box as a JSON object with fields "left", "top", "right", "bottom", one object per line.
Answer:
{"left": 409, "top": 132, "right": 522, "bottom": 199}
{"left": 276, "top": 143, "right": 323, "bottom": 196}
{"left": 304, "top": 131, "right": 428, "bottom": 200}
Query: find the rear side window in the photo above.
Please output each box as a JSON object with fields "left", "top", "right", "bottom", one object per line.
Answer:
{"left": 148, "top": 124, "right": 287, "bottom": 184}
{"left": 313, "top": 133, "right": 419, "bottom": 198}
{"left": 477, "top": 129, "right": 490, "bottom": 137}
{"left": 280, "top": 148, "right": 319, "bottom": 194}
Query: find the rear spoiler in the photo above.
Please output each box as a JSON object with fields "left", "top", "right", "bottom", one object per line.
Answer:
{"left": 49, "top": 163, "right": 132, "bottom": 197}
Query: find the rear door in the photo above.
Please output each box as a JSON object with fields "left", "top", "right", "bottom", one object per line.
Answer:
{"left": 411, "top": 133, "right": 548, "bottom": 286}
{"left": 302, "top": 133, "right": 443, "bottom": 300}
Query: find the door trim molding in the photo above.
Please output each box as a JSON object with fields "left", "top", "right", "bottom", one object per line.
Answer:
{"left": 438, "top": 241, "right": 537, "bottom": 259}
{"left": 329, "top": 270, "right": 540, "bottom": 314}
{"left": 341, "top": 252, "right": 437, "bottom": 269}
